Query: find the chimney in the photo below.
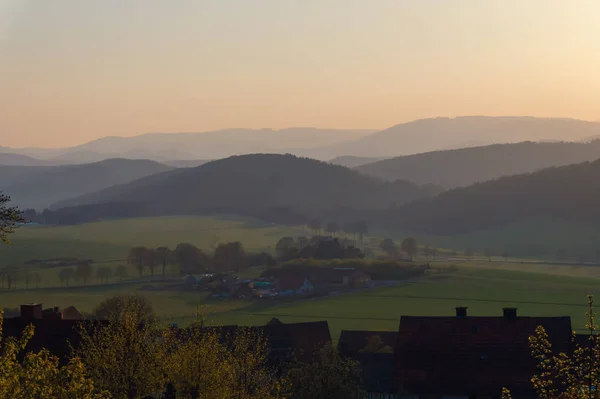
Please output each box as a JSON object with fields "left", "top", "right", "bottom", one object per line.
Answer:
{"left": 503, "top": 308, "right": 518, "bottom": 319}
{"left": 21, "top": 303, "right": 43, "bottom": 320}
{"left": 455, "top": 307, "right": 468, "bottom": 318}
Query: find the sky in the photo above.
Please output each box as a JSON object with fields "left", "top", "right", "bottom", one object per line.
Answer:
{"left": 1, "top": 0, "right": 599, "bottom": 148}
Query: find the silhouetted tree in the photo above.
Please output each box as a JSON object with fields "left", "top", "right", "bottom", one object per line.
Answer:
{"left": 307, "top": 219, "right": 322, "bottom": 234}
{"left": 213, "top": 242, "right": 247, "bottom": 271}
{"left": 93, "top": 294, "right": 155, "bottom": 323}
{"left": 355, "top": 221, "right": 368, "bottom": 242}
{"left": 556, "top": 248, "right": 567, "bottom": 261}
{"left": 0, "top": 193, "right": 24, "bottom": 244}
{"left": 128, "top": 246, "right": 148, "bottom": 278}
{"left": 247, "top": 252, "right": 277, "bottom": 268}
{"left": 59, "top": 267, "right": 75, "bottom": 287}
{"left": 156, "top": 246, "right": 171, "bottom": 279}
{"left": 96, "top": 266, "right": 112, "bottom": 284}
{"left": 484, "top": 248, "right": 495, "bottom": 262}
{"left": 144, "top": 248, "right": 158, "bottom": 277}
{"left": 402, "top": 237, "right": 418, "bottom": 261}
{"left": 379, "top": 239, "right": 397, "bottom": 258}
{"left": 502, "top": 251, "right": 509, "bottom": 262}
{"left": 75, "top": 262, "right": 93, "bottom": 285}
{"left": 173, "top": 243, "right": 211, "bottom": 274}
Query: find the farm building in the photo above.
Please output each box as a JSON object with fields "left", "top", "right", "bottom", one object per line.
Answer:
{"left": 392, "top": 307, "right": 572, "bottom": 399}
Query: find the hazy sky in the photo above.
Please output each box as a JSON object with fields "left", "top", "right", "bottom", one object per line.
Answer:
{"left": 1, "top": 0, "right": 599, "bottom": 148}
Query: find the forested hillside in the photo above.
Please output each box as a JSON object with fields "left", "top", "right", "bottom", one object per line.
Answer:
{"left": 388, "top": 159, "right": 600, "bottom": 234}
{"left": 52, "top": 154, "right": 442, "bottom": 223}
{"left": 356, "top": 141, "right": 600, "bottom": 188}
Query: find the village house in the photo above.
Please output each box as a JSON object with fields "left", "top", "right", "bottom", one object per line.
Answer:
{"left": 392, "top": 307, "right": 573, "bottom": 399}
{"left": 275, "top": 275, "right": 314, "bottom": 296}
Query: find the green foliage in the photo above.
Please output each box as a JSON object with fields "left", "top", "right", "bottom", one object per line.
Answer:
{"left": 0, "top": 193, "right": 24, "bottom": 245}
{"left": 379, "top": 239, "right": 397, "bottom": 258}
{"left": 287, "top": 343, "right": 364, "bottom": 399}
{"left": 528, "top": 295, "right": 600, "bottom": 399}
{"left": 93, "top": 294, "right": 156, "bottom": 324}
{"left": 0, "top": 309, "right": 108, "bottom": 399}
{"left": 78, "top": 308, "right": 166, "bottom": 399}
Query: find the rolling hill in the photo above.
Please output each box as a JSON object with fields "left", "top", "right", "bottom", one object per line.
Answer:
{"left": 54, "top": 154, "right": 443, "bottom": 221}
{"left": 0, "top": 153, "right": 54, "bottom": 166}
{"left": 355, "top": 141, "right": 600, "bottom": 188}
{"left": 389, "top": 158, "right": 600, "bottom": 235}
{"left": 0, "top": 159, "right": 173, "bottom": 210}
{"left": 320, "top": 116, "right": 600, "bottom": 158}
{"left": 328, "top": 156, "right": 388, "bottom": 168}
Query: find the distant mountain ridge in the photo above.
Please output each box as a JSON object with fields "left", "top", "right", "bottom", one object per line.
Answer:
{"left": 355, "top": 140, "right": 600, "bottom": 188}
{"left": 316, "top": 116, "right": 600, "bottom": 159}
{"left": 0, "top": 159, "right": 173, "bottom": 210}
{"left": 5, "top": 117, "right": 600, "bottom": 165}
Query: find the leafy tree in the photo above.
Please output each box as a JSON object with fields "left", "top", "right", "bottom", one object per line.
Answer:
{"left": 173, "top": 243, "right": 211, "bottom": 275}
{"left": 224, "top": 327, "right": 287, "bottom": 398}
{"left": 379, "top": 238, "right": 397, "bottom": 258}
{"left": 79, "top": 301, "right": 166, "bottom": 398}
{"left": 247, "top": 252, "right": 277, "bottom": 268}
{"left": 75, "top": 262, "right": 93, "bottom": 285}
{"left": 23, "top": 270, "right": 31, "bottom": 290}
{"left": 144, "top": 248, "right": 158, "bottom": 277}
{"left": 5, "top": 266, "right": 21, "bottom": 290}
{"left": 128, "top": 246, "right": 148, "bottom": 278}
{"left": 0, "top": 193, "right": 24, "bottom": 244}
{"left": 213, "top": 241, "right": 247, "bottom": 272}
{"left": 58, "top": 267, "right": 75, "bottom": 287}
{"left": 401, "top": 237, "right": 418, "bottom": 261}
{"left": 93, "top": 294, "right": 155, "bottom": 324}
{"left": 0, "top": 309, "right": 109, "bottom": 399}
{"left": 96, "top": 266, "right": 112, "bottom": 284}
{"left": 287, "top": 343, "right": 364, "bottom": 399}
{"left": 156, "top": 246, "right": 171, "bottom": 279}
{"left": 325, "top": 222, "right": 340, "bottom": 237}
{"left": 502, "top": 251, "right": 509, "bottom": 262}
{"left": 114, "top": 265, "right": 128, "bottom": 281}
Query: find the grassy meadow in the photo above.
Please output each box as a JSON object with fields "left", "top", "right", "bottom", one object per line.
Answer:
{"left": 0, "top": 215, "right": 304, "bottom": 266}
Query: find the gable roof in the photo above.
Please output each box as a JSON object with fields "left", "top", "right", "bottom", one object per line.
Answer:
{"left": 62, "top": 306, "right": 84, "bottom": 320}
{"left": 393, "top": 314, "right": 572, "bottom": 397}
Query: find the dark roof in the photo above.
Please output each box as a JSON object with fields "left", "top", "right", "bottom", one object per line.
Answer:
{"left": 338, "top": 330, "right": 397, "bottom": 357}
{"left": 393, "top": 315, "right": 572, "bottom": 397}
{"left": 201, "top": 320, "right": 331, "bottom": 364}
{"left": 1, "top": 318, "right": 107, "bottom": 365}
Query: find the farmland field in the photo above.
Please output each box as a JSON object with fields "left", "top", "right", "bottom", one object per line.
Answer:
{"left": 2, "top": 266, "right": 599, "bottom": 340}
{"left": 0, "top": 215, "right": 305, "bottom": 266}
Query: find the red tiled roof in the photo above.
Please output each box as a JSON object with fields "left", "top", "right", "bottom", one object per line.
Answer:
{"left": 393, "top": 315, "right": 572, "bottom": 397}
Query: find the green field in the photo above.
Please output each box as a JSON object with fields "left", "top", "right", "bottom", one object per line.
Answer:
{"left": 0, "top": 215, "right": 304, "bottom": 266}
